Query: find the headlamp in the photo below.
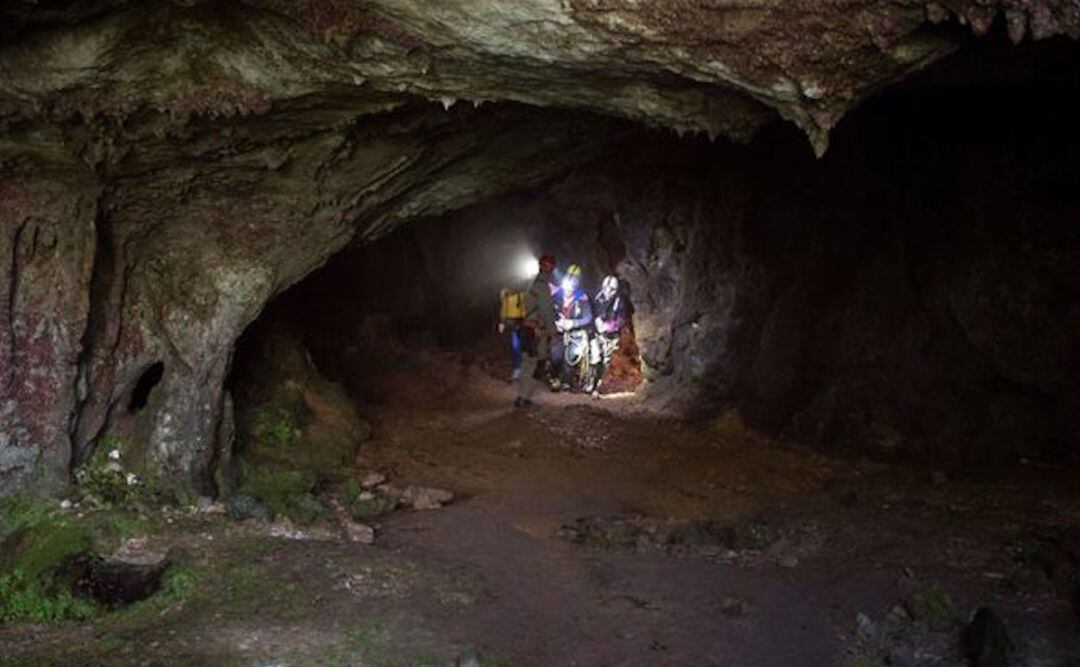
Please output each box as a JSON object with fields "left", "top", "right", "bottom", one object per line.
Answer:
{"left": 517, "top": 255, "right": 540, "bottom": 280}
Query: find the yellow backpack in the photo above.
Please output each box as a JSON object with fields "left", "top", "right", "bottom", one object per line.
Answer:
{"left": 499, "top": 289, "right": 526, "bottom": 319}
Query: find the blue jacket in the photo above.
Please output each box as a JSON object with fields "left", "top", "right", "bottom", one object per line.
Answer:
{"left": 554, "top": 288, "right": 593, "bottom": 330}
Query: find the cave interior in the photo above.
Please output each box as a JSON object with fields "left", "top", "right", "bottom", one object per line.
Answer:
{"left": 1, "top": 5, "right": 1079, "bottom": 665}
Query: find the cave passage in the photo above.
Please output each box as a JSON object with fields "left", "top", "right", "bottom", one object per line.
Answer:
{"left": 3, "top": 14, "right": 1080, "bottom": 667}
{"left": 231, "top": 32, "right": 1080, "bottom": 469}
{"left": 235, "top": 182, "right": 646, "bottom": 405}
{"left": 212, "top": 38, "right": 1080, "bottom": 663}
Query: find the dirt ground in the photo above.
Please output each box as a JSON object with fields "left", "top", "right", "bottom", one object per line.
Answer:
{"left": 2, "top": 353, "right": 1079, "bottom": 666}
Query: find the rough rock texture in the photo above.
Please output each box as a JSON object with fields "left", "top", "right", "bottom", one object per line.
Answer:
{"left": 605, "top": 88, "right": 1080, "bottom": 464}
{"left": 269, "top": 72, "right": 1080, "bottom": 466}
{"left": 1, "top": 1, "right": 1079, "bottom": 495}
{"left": 2, "top": 1, "right": 1078, "bottom": 151}
{"left": 1, "top": 93, "right": 632, "bottom": 495}
{"left": 0, "top": 151, "right": 99, "bottom": 494}
{"left": 222, "top": 322, "right": 371, "bottom": 524}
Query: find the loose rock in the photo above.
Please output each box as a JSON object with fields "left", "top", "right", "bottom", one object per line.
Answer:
{"left": 360, "top": 472, "right": 387, "bottom": 489}
{"left": 226, "top": 495, "right": 274, "bottom": 522}
{"left": 402, "top": 485, "right": 454, "bottom": 510}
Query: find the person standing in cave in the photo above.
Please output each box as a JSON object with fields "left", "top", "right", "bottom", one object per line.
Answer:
{"left": 586, "top": 275, "right": 626, "bottom": 398}
{"left": 498, "top": 287, "right": 526, "bottom": 381}
{"left": 553, "top": 264, "right": 594, "bottom": 392}
{"left": 516, "top": 254, "right": 558, "bottom": 408}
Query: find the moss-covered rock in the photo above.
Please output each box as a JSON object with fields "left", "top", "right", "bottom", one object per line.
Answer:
{"left": 0, "top": 499, "right": 98, "bottom": 623}
{"left": 348, "top": 492, "right": 399, "bottom": 522}
{"left": 232, "top": 466, "right": 332, "bottom": 525}
{"left": 0, "top": 519, "right": 93, "bottom": 584}
{"left": 227, "top": 325, "right": 369, "bottom": 525}
{"left": 0, "top": 496, "right": 179, "bottom": 623}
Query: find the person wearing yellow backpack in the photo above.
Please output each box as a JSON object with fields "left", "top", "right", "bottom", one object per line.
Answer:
{"left": 498, "top": 286, "right": 527, "bottom": 381}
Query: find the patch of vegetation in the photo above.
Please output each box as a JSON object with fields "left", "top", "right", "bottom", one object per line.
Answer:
{"left": 252, "top": 406, "right": 300, "bottom": 450}
{"left": 0, "top": 497, "right": 167, "bottom": 625}
{"left": 341, "top": 478, "right": 362, "bottom": 505}
{"left": 157, "top": 565, "right": 199, "bottom": 607}
{"left": 0, "top": 495, "right": 55, "bottom": 544}
{"left": 237, "top": 462, "right": 311, "bottom": 500}
{"left": 1, "top": 516, "right": 94, "bottom": 584}
{"left": 234, "top": 464, "right": 331, "bottom": 524}
{"left": 0, "top": 569, "right": 97, "bottom": 623}
{"left": 906, "top": 582, "right": 957, "bottom": 628}
{"left": 216, "top": 561, "right": 273, "bottom": 613}
{"left": 95, "top": 511, "right": 152, "bottom": 542}
{"left": 349, "top": 491, "right": 398, "bottom": 522}
{"left": 73, "top": 437, "right": 174, "bottom": 510}
{"left": 0, "top": 501, "right": 97, "bottom": 624}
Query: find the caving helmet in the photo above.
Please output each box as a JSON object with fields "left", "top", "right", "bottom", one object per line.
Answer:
{"left": 538, "top": 253, "right": 557, "bottom": 273}
{"left": 563, "top": 263, "right": 583, "bottom": 292}
{"left": 600, "top": 275, "right": 619, "bottom": 299}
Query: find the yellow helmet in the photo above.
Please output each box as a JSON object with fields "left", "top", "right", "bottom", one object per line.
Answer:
{"left": 566, "top": 264, "right": 582, "bottom": 278}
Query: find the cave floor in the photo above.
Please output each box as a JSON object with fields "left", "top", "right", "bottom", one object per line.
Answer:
{"left": 2, "top": 361, "right": 1078, "bottom": 666}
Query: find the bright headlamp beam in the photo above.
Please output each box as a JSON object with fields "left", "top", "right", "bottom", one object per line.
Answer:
{"left": 518, "top": 255, "right": 540, "bottom": 280}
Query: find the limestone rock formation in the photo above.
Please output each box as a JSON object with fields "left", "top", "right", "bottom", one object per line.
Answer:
{"left": 2, "top": 0, "right": 1079, "bottom": 496}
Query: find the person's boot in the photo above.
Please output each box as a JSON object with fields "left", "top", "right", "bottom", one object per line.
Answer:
{"left": 588, "top": 366, "right": 601, "bottom": 398}
{"left": 511, "top": 367, "right": 522, "bottom": 382}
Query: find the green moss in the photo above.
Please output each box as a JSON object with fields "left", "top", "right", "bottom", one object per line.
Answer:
{"left": 0, "top": 518, "right": 93, "bottom": 584}
{"left": 158, "top": 566, "right": 199, "bottom": 607}
{"left": 0, "top": 570, "right": 97, "bottom": 623}
{"left": 74, "top": 437, "right": 168, "bottom": 509}
{"left": 238, "top": 466, "right": 314, "bottom": 500}
{"left": 0, "top": 495, "right": 55, "bottom": 544}
{"left": 236, "top": 465, "right": 328, "bottom": 522}
{"left": 94, "top": 512, "right": 152, "bottom": 542}
{"left": 341, "top": 478, "right": 362, "bottom": 505}
{"left": 0, "top": 501, "right": 99, "bottom": 624}
{"left": 242, "top": 400, "right": 355, "bottom": 478}
{"left": 349, "top": 492, "right": 397, "bottom": 522}
{"left": 252, "top": 407, "right": 299, "bottom": 450}
{"left": 907, "top": 582, "right": 956, "bottom": 627}
{"left": 283, "top": 493, "right": 331, "bottom": 525}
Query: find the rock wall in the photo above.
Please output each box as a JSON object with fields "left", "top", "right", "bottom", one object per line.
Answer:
{"left": 0, "top": 100, "right": 630, "bottom": 497}
{"left": 604, "top": 87, "right": 1080, "bottom": 464}
{"left": 0, "top": 146, "right": 99, "bottom": 495}
{"left": 1, "top": 2, "right": 1078, "bottom": 495}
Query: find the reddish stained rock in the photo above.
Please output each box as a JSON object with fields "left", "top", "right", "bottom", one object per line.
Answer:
{"left": 0, "top": 172, "right": 98, "bottom": 496}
